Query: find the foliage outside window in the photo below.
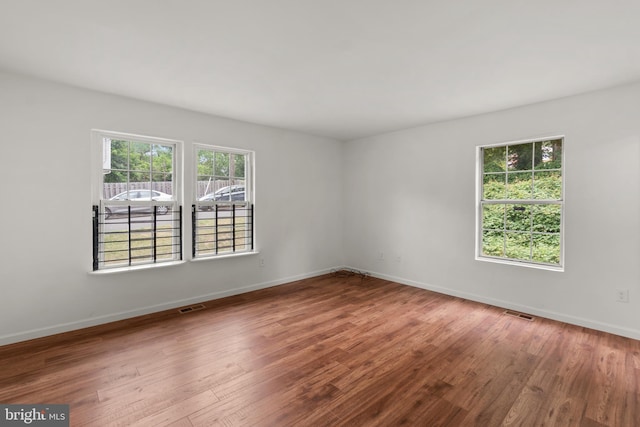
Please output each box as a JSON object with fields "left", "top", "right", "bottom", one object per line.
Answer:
{"left": 478, "top": 137, "right": 563, "bottom": 269}
{"left": 193, "top": 145, "right": 254, "bottom": 257}
{"left": 93, "top": 131, "right": 182, "bottom": 270}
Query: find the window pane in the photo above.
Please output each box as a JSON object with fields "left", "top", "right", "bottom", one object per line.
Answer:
{"left": 104, "top": 140, "right": 129, "bottom": 198}
{"left": 108, "top": 139, "right": 129, "bottom": 172}
{"left": 196, "top": 215, "right": 216, "bottom": 255}
{"left": 217, "top": 220, "right": 233, "bottom": 252}
{"left": 126, "top": 187, "right": 151, "bottom": 200}
{"left": 103, "top": 171, "right": 127, "bottom": 199}
{"left": 483, "top": 146, "right": 506, "bottom": 173}
{"left": 131, "top": 229, "right": 153, "bottom": 263}
{"left": 115, "top": 191, "right": 134, "bottom": 201}
{"left": 198, "top": 150, "right": 214, "bottom": 176}
{"left": 151, "top": 172, "right": 171, "bottom": 184}
{"left": 232, "top": 153, "right": 246, "bottom": 178}
{"left": 505, "top": 232, "right": 531, "bottom": 260}
{"left": 152, "top": 173, "right": 173, "bottom": 199}
{"left": 234, "top": 210, "right": 250, "bottom": 251}
{"left": 129, "top": 172, "right": 150, "bottom": 193}
{"left": 130, "top": 142, "right": 151, "bottom": 173}
{"left": 214, "top": 152, "right": 230, "bottom": 176}
{"left": 532, "top": 205, "right": 561, "bottom": 233}
{"left": 156, "top": 225, "right": 176, "bottom": 259}
{"left": 214, "top": 179, "right": 232, "bottom": 200}
{"left": 233, "top": 180, "right": 246, "bottom": 201}
{"left": 482, "top": 230, "right": 504, "bottom": 257}
{"left": 483, "top": 174, "right": 506, "bottom": 199}
{"left": 532, "top": 234, "right": 560, "bottom": 264}
{"left": 103, "top": 234, "right": 129, "bottom": 267}
{"left": 482, "top": 204, "right": 504, "bottom": 230}
{"left": 507, "top": 172, "right": 533, "bottom": 199}
{"left": 534, "top": 139, "right": 562, "bottom": 170}
{"left": 507, "top": 143, "right": 533, "bottom": 171}
{"left": 152, "top": 144, "right": 173, "bottom": 174}
{"left": 533, "top": 171, "right": 562, "bottom": 200}
{"left": 505, "top": 204, "right": 531, "bottom": 232}
{"left": 197, "top": 176, "right": 215, "bottom": 199}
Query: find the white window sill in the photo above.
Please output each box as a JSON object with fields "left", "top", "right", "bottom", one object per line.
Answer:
{"left": 190, "top": 250, "right": 260, "bottom": 262}
{"left": 476, "top": 256, "right": 564, "bottom": 272}
{"left": 89, "top": 260, "right": 186, "bottom": 275}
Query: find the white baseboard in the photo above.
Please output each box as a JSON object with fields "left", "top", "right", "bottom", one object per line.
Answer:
{"left": 349, "top": 266, "right": 640, "bottom": 341}
{"left": 0, "top": 267, "right": 338, "bottom": 346}
{"left": 6, "top": 266, "right": 637, "bottom": 346}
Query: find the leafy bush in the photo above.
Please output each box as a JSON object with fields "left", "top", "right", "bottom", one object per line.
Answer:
{"left": 482, "top": 172, "right": 561, "bottom": 264}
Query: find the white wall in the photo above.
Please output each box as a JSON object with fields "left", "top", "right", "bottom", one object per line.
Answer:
{"left": 0, "top": 71, "right": 344, "bottom": 345}
{"left": 344, "top": 82, "right": 640, "bottom": 339}
{"left": 2, "top": 70, "right": 639, "bottom": 345}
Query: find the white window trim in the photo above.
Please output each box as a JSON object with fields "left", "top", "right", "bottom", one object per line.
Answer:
{"left": 189, "top": 250, "right": 260, "bottom": 263}
{"left": 475, "top": 135, "right": 565, "bottom": 272}
{"left": 91, "top": 129, "right": 184, "bottom": 272}
{"left": 89, "top": 260, "right": 186, "bottom": 275}
{"left": 192, "top": 143, "right": 255, "bottom": 259}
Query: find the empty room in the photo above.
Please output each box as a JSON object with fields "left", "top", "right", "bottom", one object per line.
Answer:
{"left": 1, "top": 1, "right": 639, "bottom": 426}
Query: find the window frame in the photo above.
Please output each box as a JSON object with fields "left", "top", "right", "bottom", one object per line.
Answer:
{"left": 192, "top": 143, "right": 255, "bottom": 259}
{"left": 475, "top": 135, "right": 565, "bottom": 271}
{"left": 91, "top": 130, "right": 183, "bottom": 271}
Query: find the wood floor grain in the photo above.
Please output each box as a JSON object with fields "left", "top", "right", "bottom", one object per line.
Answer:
{"left": 1, "top": 272, "right": 639, "bottom": 426}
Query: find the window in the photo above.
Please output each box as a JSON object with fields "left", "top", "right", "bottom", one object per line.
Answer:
{"left": 92, "top": 131, "right": 182, "bottom": 270}
{"left": 477, "top": 137, "right": 564, "bottom": 270}
{"left": 193, "top": 145, "right": 254, "bottom": 257}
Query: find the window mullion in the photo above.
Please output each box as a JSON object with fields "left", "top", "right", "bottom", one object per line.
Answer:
{"left": 502, "top": 202, "right": 507, "bottom": 257}
{"left": 529, "top": 205, "right": 534, "bottom": 261}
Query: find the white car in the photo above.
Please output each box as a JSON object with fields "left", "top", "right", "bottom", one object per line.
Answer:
{"left": 104, "top": 189, "right": 173, "bottom": 218}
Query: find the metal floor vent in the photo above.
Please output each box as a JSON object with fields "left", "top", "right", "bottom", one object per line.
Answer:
{"left": 504, "top": 310, "right": 534, "bottom": 321}
{"left": 178, "top": 304, "right": 206, "bottom": 314}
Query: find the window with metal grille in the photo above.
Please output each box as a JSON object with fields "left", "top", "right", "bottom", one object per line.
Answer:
{"left": 193, "top": 145, "right": 254, "bottom": 257}
{"left": 93, "top": 205, "right": 182, "bottom": 270}
{"left": 92, "top": 130, "right": 182, "bottom": 270}
{"left": 477, "top": 137, "right": 564, "bottom": 270}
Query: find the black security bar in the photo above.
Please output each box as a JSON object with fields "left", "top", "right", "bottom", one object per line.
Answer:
{"left": 192, "top": 203, "right": 254, "bottom": 258}
{"left": 92, "top": 204, "right": 182, "bottom": 270}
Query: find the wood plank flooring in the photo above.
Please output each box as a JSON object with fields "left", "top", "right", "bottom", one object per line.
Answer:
{"left": 1, "top": 272, "right": 639, "bottom": 426}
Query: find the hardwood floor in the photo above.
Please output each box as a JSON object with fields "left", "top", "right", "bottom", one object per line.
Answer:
{"left": 1, "top": 272, "right": 639, "bottom": 426}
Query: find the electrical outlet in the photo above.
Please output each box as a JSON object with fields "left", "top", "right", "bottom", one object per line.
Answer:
{"left": 616, "top": 288, "right": 629, "bottom": 303}
{"left": 259, "top": 258, "right": 265, "bottom": 267}
{"left": 377, "top": 252, "right": 384, "bottom": 262}
{"left": 395, "top": 256, "right": 402, "bottom": 263}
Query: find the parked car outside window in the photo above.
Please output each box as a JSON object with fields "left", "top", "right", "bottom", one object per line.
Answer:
{"left": 198, "top": 185, "right": 245, "bottom": 210}
{"left": 105, "top": 190, "right": 172, "bottom": 218}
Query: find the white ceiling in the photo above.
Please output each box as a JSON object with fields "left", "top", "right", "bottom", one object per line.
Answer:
{"left": 1, "top": 1, "right": 640, "bottom": 141}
